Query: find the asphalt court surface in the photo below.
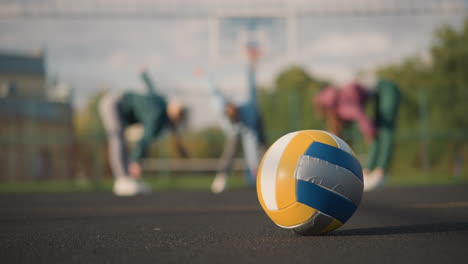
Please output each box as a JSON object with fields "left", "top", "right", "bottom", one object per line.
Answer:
{"left": 1, "top": 184, "right": 468, "bottom": 263}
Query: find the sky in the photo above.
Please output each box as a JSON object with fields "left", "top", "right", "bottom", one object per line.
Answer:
{"left": 0, "top": 0, "right": 467, "bottom": 128}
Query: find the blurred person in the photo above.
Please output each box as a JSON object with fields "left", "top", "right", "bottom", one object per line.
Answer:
{"left": 196, "top": 43, "right": 266, "bottom": 194}
{"left": 313, "top": 80, "right": 400, "bottom": 191}
{"left": 313, "top": 82, "right": 375, "bottom": 142}
{"left": 364, "top": 79, "right": 400, "bottom": 191}
{"left": 313, "top": 85, "right": 342, "bottom": 137}
{"left": 99, "top": 69, "right": 188, "bottom": 196}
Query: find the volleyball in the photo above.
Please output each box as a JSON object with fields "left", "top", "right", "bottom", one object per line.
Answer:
{"left": 257, "top": 130, "right": 363, "bottom": 235}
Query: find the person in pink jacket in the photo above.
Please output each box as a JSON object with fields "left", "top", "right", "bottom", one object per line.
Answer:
{"left": 314, "top": 82, "right": 375, "bottom": 143}
{"left": 313, "top": 80, "right": 400, "bottom": 191}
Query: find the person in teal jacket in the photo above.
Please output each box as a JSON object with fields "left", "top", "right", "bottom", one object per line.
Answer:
{"left": 99, "top": 69, "right": 188, "bottom": 196}
{"left": 196, "top": 42, "right": 266, "bottom": 193}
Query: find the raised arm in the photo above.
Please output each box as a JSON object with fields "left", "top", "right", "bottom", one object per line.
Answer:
{"left": 140, "top": 70, "right": 158, "bottom": 95}
{"left": 206, "top": 75, "right": 224, "bottom": 99}
{"left": 198, "top": 73, "right": 229, "bottom": 114}
{"left": 246, "top": 41, "right": 261, "bottom": 104}
{"left": 247, "top": 63, "right": 257, "bottom": 103}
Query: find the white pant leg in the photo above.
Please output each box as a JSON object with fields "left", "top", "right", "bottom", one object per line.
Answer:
{"left": 240, "top": 126, "right": 260, "bottom": 183}
{"left": 98, "top": 93, "right": 128, "bottom": 179}
{"left": 217, "top": 124, "right": 241, "bottom": 174}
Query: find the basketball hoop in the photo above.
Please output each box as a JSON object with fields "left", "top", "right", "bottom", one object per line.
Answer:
{"left": 246, "top": 40, "right": 262, "bottom": 61}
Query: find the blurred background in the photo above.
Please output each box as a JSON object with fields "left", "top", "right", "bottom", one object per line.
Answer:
{"left": 0, "top": 0, "right": 467, "bottom": 192}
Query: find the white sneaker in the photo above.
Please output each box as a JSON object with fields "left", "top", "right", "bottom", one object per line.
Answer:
{"left": 113, "top": 177, "right": 151, "bottom": 196}
{"left": 211, "top": 172, "right": 228, "bottom": 194}
{"left": 363, "top": 169, "right": 385, "bottom": 192}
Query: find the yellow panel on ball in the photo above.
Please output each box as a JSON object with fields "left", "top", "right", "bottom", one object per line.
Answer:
{"left": 275, "top": 132, "right": 314, "bottom": 209}
{"left": 301, "top": 130, "right": 340, "bottom": 148}
{"left": 266, "top": 202, "right": 316, "bottom": 227}
{"left": 319, "top": 218, "right": 343, "bottom": 234}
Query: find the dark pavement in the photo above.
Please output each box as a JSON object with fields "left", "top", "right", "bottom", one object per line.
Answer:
{"left": 1, "top": 184, "right": 468, "bottom": 263}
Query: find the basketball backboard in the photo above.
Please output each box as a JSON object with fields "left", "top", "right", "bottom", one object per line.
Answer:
{"left": 210, "top": 9, "right": 296, "bottom": 63}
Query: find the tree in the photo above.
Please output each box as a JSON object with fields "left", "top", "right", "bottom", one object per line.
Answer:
{"left": 376, "top": 57, "right": 432, "bottom": 130}
{"left": 259, "top": 66, "right": 327, "bottom": 143}
{"left": 376, "top": 18, "right": 468, "bottom": 174}
{"left": 74, "top": 90, "right": 106, "bottom": 139}
{"left": 379, "top": 19, "right": 468, "bottom": 132}
{"left": 73, "top": 90, "right": 109, "bottom": 179}
{"left": 430, "top": 19, "right": 468, "bottom": 131}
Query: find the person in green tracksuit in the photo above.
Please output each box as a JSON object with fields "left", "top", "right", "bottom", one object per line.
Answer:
{"left": 364, "top": 79, "right": 401, "bottom": 191}
{"left": 99, "top": 69, "right": 188, "bottom": 196}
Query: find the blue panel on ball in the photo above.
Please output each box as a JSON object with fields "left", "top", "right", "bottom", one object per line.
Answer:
{"left": 296, "top": 180, "right": 357, "bottom": 223}
{"left": 304, "top": 141, "right": 363, "bottom": 181}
